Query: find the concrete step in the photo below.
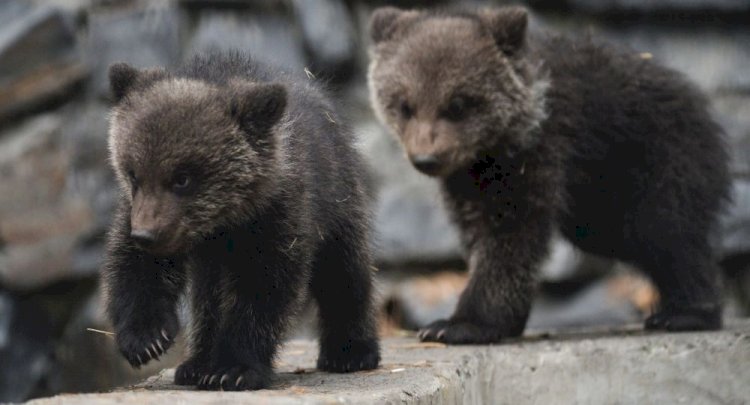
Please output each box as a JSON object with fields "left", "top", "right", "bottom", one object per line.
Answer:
{"left": 28, "top": 321, "right": 750, "bottom": 404}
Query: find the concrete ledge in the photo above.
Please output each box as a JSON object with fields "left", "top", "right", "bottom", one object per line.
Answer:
{"left": 29, "top": 321, "right": 750, "bottom": 404}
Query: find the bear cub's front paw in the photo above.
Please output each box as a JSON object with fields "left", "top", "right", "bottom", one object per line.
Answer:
{"left": 317, "top": 338, "right": 381, "bottom": 373}
{"left": 197, "top": 363, "right": 272, "bottom": 391}
{"left": 115, "top": 310, "right": 179, "bottom": 368}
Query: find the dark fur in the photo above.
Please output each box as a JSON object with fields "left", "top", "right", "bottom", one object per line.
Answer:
{"left": 103, "top": 51, "right": 380, "bottom": 390}
{"left": 368, "top": 7, "right": 730, "bottom": 343}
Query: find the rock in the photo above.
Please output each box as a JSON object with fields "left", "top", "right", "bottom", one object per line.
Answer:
{"left": 60, "top": 102, "right": 117, "bottom": 233}
{"left": 535, "top": 0, "right": 750, "bottom": 13}
{"left": 0, "top": 3, "right": 86, "bottom": 125}
{"left": 290, "top": 0, "right": 357, "bottom": 81}
{"left": 539, "top": 238, "right": 615, "bottom": 282}
{"left": 605, "top": 26, "right": 750, "bottom": 93}
{"left": 714, "top": 94, "right": 750, "bottom": 175}
{"left": 178, "top": 0, "right": 284, "bottom": 10}
{"left": 711, "top": 95, "right": 750, "bottom": 258}
{"left": 533, "top": 18, "right": 750, "bottom": 95}
{"left": 25, "top": 322, "right": 750, "bottom": 404}
{"left": 528, "top": 270, "right": 653, "bottom": 329}
{"left": 87, "top": 6, "right": 181, "bottom": 99}
{"left": 0, "top": 111, "right": 107, "bottom": 290}
{"left": 187, "top": 9, "right": 306, "bottom": 70}
{"left": 0, "top": 290, "right": 54, "bottom": 403}
{"left": 722, "top": 179, "right": 750, "bottom": 257}
{"left": 382, "top": 271, "right": 467, "bottom": 330}
{"left": 355, "top": 119, "right": 462, "bottom": 265}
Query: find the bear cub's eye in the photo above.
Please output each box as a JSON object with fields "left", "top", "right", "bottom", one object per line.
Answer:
{"left": 441, "top": 95, "right": 482, "bottom": 121}
{"left": 443, "top": 96, "right": 468, "bottom": 121}
{"left": 127, "top": 170, "right": 138, "bottom": 186}
{"left": 399, "top": 99, "right": 414, "bottom": 120}
{"left": 172, "top": 173, "right": 193, "bottom": 195}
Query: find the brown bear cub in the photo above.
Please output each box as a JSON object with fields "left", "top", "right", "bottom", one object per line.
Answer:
{"left": 103, "top": 51, "right": 380, "bottom": 390}
{"left": 368, "top": 6, "right": 730, "bottom": 343}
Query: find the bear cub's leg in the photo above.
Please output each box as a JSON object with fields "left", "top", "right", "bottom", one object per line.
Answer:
{"left": 191, "top": 246, "right": 303, "bottom": 391}
{"left": 311, "top": 225, "right": 381, "bottom": 372}
{"left": 104, "top": 207, "right": 183, "bottom": 369}
{"left": 418, "top": 215, "right": 551, "bottom": 344}
{"left": 641, "top": 249, "right": 723, "bottom": 331}
{"left": 174, "top": 263, "right": 222, "bottom": 385}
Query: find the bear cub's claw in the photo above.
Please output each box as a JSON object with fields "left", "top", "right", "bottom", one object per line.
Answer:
{"left": 115, "top": 311, "right": 178, "bottom": 368}
{"left": 196, "top": 364, "right": 272, "bottom": 391}
{"left": 174, "top": 358, "right": 209, "bottom": 385}
{"left": 418, "top": 319, "right": 510, "bottom": 344}
{"left": 317, "top": 339, "right": 381, "bottom": 373}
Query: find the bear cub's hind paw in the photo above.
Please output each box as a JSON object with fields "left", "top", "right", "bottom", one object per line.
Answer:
{"left": 317, "top": 339, "right": 380, "bottom": 373}
{"left": 645, "top": 305, "right": 721, "bottom": 331}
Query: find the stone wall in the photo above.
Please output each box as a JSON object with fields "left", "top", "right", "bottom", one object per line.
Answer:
{"left": 0, "top": 0, "right": 748, "bottom": 401}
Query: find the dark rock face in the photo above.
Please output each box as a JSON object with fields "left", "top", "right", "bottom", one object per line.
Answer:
{"left": 87, "top": 7, "right": 181, "bottom": 99}
{"left": 290, "top": 0, "right": 356, "bottom": 80}
{"left": 0, "top": 3, "right": 86, "bottom": 126}
{"left": 187, "top": 10, "right": 306, "bottom": 70}
{"left": 0, "top": 0, "right": 749, "bottom": 401}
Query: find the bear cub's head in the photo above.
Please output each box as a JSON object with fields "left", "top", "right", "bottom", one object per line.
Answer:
{"left": 368, "top": 6, "right": 548, "bottom": 177}
{"left": 108, "top": 63, "right": 286, "bottom": 256}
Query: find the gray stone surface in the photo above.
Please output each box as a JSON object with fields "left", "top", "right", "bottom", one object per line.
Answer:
{"left": 0, "top": 4, "right": 86, "bottom": 124}
{"left": 603, "top": 26, "right": 750, "bottom": 93}
{"left": 0, "top": 101, "right": 113, "bottom": 289}
{"left": 291, "top": 0, "right": 356, "bottom": 77}
{"left": 355, "top": 117, "right": 463, "bottom": 265}
{"left": 187, "top": 9, "right": 306, "bottom": 70}
{"left": 26, "top": 321, "right": 750, "bottom": 404}
{"left": 723, "top": 179, "right": 750, "bottom": 256}
{"left": 87, "top": 6, "right": 181, "bottom": 98}
{"left": 546, "top": 0, "right": 750, "bottom": 13}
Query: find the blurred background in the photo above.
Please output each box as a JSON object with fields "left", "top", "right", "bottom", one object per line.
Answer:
{"left": 0, "top": 0, "right": 748, "bottom": 401}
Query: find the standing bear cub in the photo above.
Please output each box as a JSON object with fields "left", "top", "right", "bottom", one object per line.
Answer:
{"left": 103, "top": 52, "right": 380, "bottom": 390}
{"left": 368, "top": 7, "right": 730, "bottom": 343}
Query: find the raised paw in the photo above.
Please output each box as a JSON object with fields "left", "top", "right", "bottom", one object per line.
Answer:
{"left": 418, "top": 319, "right": 510, "bottom": 344}
{"left": 196, "top": 363, "right": 272, "bottom": 391}
{"left": 117, "top": 326, "right": 176, "bottom": 368}
{"left": 645, "top": 305, "right": 721, "bottom": 332}
{"left": 174, "top": 358, "right": 209, "bottom": 386}
{"left": 317, "top": 338, "right": 380, "bottom": 373}
{"left": 115, "top": 311, "right": 179, "bottom": 369}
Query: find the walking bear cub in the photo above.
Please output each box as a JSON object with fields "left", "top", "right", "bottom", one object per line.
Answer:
{"left": 368, "top": 6, "right": 730, "bottom": 343}
{"left": 103, "top": 52, "right": 380, "bottom": 390}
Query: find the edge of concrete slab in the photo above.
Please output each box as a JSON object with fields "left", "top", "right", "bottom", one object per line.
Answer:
{"left": 26, "top": 321, "right": 750, "bottom": 405}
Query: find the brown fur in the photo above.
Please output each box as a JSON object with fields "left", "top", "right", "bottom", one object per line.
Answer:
{"left": 368, "top": 6, "right": 730, "bottom": 343}
{"left": 102, "top": 52, "right": 380, "bottom": 390}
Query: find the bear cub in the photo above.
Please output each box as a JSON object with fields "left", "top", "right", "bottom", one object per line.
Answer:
{"left": 368, "top": 6, "right": 730, "bottom": 343}
{"left": 103, "top": 52, "right": 380, "bottom": 390}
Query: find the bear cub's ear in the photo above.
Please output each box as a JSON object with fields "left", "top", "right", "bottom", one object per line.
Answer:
{"left": 369, "top": 7, "right": 420, "bottom": 44}
{"left": 108, "top": 63, "right": 167, "bottom": 103}
{"left": 109, "top": 63, "right": 140, "bottom": 102}
{"left": 229, "top": 81, "right": 287, "bottom": 138}
{"left": 479, "top": 6, "right": 529, "bottom": 55}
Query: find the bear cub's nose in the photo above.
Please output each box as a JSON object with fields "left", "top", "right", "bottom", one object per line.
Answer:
{"left": 130, "top": 229, "right": 157, "bottom": 248}
{"left": 411, "top": 154, "right": 442, "bottom": 175}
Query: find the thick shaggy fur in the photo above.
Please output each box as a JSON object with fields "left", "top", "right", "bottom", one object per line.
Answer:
{"left": 368, "top": 6, "right": 730, "bottom": 343}
{"left": 102, "top": 52, "right": 380, "bottom": 390}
